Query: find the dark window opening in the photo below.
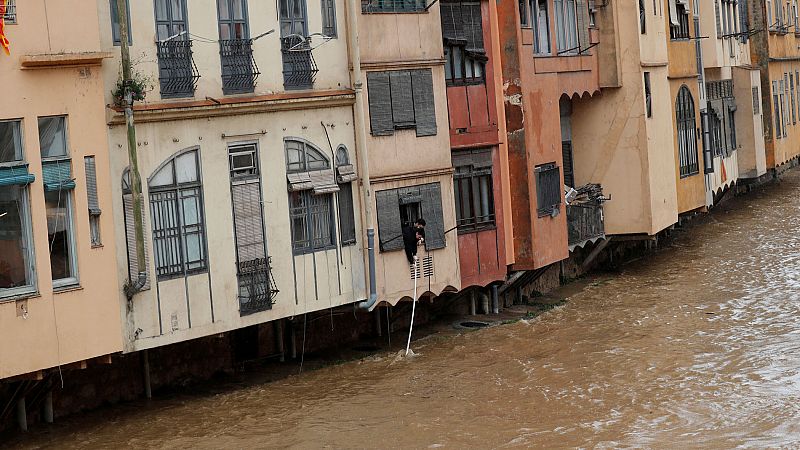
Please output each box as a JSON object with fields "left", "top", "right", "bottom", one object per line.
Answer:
{"left": 535, "top": 163, "right": 561, "bottom": 217}
{"left": 669, "top": 1, "right": 690, "bottom": 40}
{"left": 676, "top": 85, "right": 699, "bottom": 177}
{"left": 453, "top": 150, "right": 495, "bottom": 232}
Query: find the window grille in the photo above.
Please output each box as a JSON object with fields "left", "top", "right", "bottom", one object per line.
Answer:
{"left": 2, "top": 0, "right": 16, "bottom": 24}
{"left": 147, "top": 150, "right": 208, "bottom": 279}
{"left": 535, "top": 163, "right": 561, "bottom": 217}
{"left": 361, "top": 0, "right": 426, "bottom": 13}
{"left": 367, "top": 69, "right": 437, "bottom": 137}
{"left": 675, "top": 85, "right": 699, "bottom": 177}
{"left": 281, "top": 36, "right": 318, "bottom": 90}
{"left": 155, "top": 0, "right": 199, "bottom": 98}
{"left": 220, "top": 39, "right": 260, "bottom": 94}
{"left": 669, "top": 0, "right": 690, "bottom": 40}
{"left": 453, "top": 149, "right": 495, "bottom": 232}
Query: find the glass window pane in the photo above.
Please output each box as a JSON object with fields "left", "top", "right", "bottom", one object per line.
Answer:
{"left": 218, "top": 0, "right": 230, "bottom": 20}
{"left": 150, "top": 161, "right": 175, "bottom": 187}
{"left": 45, "top": 190, "right": 75, "bottom": 282}
{"left": 305, "top": 145, "right": 329, "bottom": 170}
{"left": 286, "top": 142, "right": 304, "bottom": 172}
{"left": 0, "top": 120, "right": 22, "bottom": 163}
{"left": 171, "top": 0, "right": 184, "bottom": 20}
{"left": 38, "top": 117, "right": 67, "bottom": 159}
{"left": 233, "top": 0, "right": 245, "bottom": 19}
{"left": 0, "top": 185, "right": 33, "bottom": 291}
{"left": 180, "top": 192, "right": 200, "bottom": 225}
{"left": 184, "top": 233, "right": 202, "bottom": 263}
{"left": 220, "top": 23, "right": 231, "bottom": 40}
{"left": 175, "top": 151, "right": 198, "bottom": 184}
{"left": 155, "top": 0, "right": 168, "bottom": 20}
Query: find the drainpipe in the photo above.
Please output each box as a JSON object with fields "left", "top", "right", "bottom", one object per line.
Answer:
{"left": 343, "top": 0, "right": 378, "bottom": 309}
{"left": 117, "top": 0, "right": 147, "bottom": 296}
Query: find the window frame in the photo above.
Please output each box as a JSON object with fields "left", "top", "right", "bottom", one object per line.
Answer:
{"left": 535, "top": 162, "right": 561, "bottom": 218}
{"left": 675, "top": 85, "right": 699, "bottom": 177}
{"left": 2, "top": 0, "right": 16, "bottom": 24}
{"left": 532, "top": 0, "right": 552, "bottom": 55}
{"left": 0, "top": 184, "right": 37, "bottom": 300}
{"left": 669, "top": 1, "right": 690, "bottom": 40}
{"left": 453, "top": 157, "right": 496, "bottom": 233}
{"left": 289, "top": 190, "right": 337, "bottom": 254}
{"left": 321, "top": 0, "right": 338, "bottom": 37}
{"left": 554, "top": 0, "right": 578, "bottom": 54}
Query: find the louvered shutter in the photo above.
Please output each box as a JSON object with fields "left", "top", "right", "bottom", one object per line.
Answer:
{"left": 440, "top": 2, "right": 461, "bottom": 41}
{"left": 42, "top": 160, "right": 76, "bottom": 192}
{"left": 123, "top": 193, "right": 151, "bottom": 290}
{"left": 376, "top": 188, "right": 403, "bottom": 251}
{"left": 84, "top": 157, "right": 101, "bottom": 215}
{"left": 231, "top": 181, "right": 267, "bottom": 264}
{"left": 411, "top": 69, "right": 438, "bottom": 137}
{"left": 739, "top": 0, "right": 748, "bottom": 42}
{"left": 367, "top": 72, "right": 394, "bottom": 136}
{"left": 714, "top": 0, "right": 722, "bottom": 35}
{"left": 337, "top": 183, "right": 357, "bottom": 245}
{"left": 576, "top": 0, "right": 589, "bottom": 51}
{"left": 561, "top": 141, "right": 575, "bottom": 187}
{"left": 390, "top": 71, "right": 415, "bottom": 128}
{"left": 420, "top": 183, "right": 446, "bottom": 250}
{"left": 462, "top": 2, "right": 484, "bottom": 51}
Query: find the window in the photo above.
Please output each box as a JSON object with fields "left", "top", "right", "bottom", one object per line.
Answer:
{"left": 218, "top": 0, "right": 259, "bottom": 94}
{"left": 367, "top": 69, "right": 437, "bottom": 137}
{"left": 376, "top": 183, "right": 446, "bottom": 252}
{"left": 768, "top": 0, "right": 773, "bottom": 27}
{"left": 218, "top": 0, "right": 249, "bottom": 40}
{"left": 453, "top": 149, "right": 495, "bottom": 232}
{"left": 148, "top": 150, "right": 208, "bottom": 279}
{"left": 532, "top": 0, "right": 551, "bottom": 54}
{"left": 2, "top": 0, "right": 16, "bottom": 24}
{"left": 155, "top": 0, "right": 199, "bottom": 98}
{"left": 644, "top": 72, "right": 652, "bottom": 118}
{"left": 554, "top": 0, "right": 578, "bottom": 54}
{"left": 792, "top": 73, "right": 797, "bottom": 124}
{"left": 729, "top": 108, "right": 737, "bottom": 150}
{"left": 781, "top": 78, "right": 788, "bottom": 136}
{"left": 535, "top": 163, "right": 561, "bottom": 217}
{"left": 284, "top": 139, "right": 339, "bottom": 254}
{"left": 38, "top": 117, "right": 78, "bottom": 287}
{"left": 669, "top": 0, "right": 690, "bottom": 40}
{"left": 280, "top": 0, "right": 318, "bottom": 89}
{"left": 442, "top": 1, "right": 486, "bottom": 86}
{"left": 84, "top": 156, "right": 102, "bottom": 247}
{"left": 774, "top": 80, "right": 782, "bottom": 138}
{"left": 335, "top": 146, "right": 357, "bottom": 246}
{"left": 321, "top": 0, "right": 337, "bottom": 37}
{"left": 753, "top": 86, "right": 760, "bottom": 115}
{"left": 640, "top": 0, "right": 646, "bottom": 34}
{"left": 675, "top": 86, "right": 699, "bottom": 177}
{"left": 519, "top": 0, "right": 529, "bottom": 26}
{"left": 229, "top": 143, "right": 275, "bottom": 315}
{"left": 110, "top": 0, "right": 132, "bottom": 45}
{"left": 0, "top": 120, "right": 36, "bottom": 298}
{"left": 361, "top": 0, "right": 426, "bottom": 13}
{"left": 121, "top": 170, "right": 151, "bottom": 290}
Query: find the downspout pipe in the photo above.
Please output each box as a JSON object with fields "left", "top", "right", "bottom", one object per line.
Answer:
{"left": 343, "top": 0, "right": 378, "bottom": 309}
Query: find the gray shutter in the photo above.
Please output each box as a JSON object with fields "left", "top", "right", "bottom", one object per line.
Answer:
{"left": 376, "top": 188, "right": 403, "bottom": 251}
{"left": 367, "top": 72, "right": 394, "bottom": 136}
{"left": 411, "top": 69, "right": 437, "bottom": 137}
{"left": 739, "top": 0, "right": 748, "bottom": 42}
{"left": 123, "top": 193, "right": 151, "bottom": 290}
{"left": 722, "top": 104, "right": 733, "bottom": 156}
{"left": 463, "top": 2, "right": 484, "bottom": 51}
{"left": 337, "top": 183, "right": 357, "bottom": 245}
{"left": 84, "top": 156, "right": 101, "bottom": 215}
{"left": 231, "top": 181, "right": 267, "bottom": 264}
{"left": 714, "top": 0, "right": 722, "bottom": 35}
{"left": 576, "top": 0, "right": 589, "bottom": 51}
{"left": 420, "top": 183, "right": 446, "bottom": 250}
{"left": 440, "top": 2, "right": 460, "bottom": 40}
{"left": 390, "top": 71, "right": 415, "bottom": 127}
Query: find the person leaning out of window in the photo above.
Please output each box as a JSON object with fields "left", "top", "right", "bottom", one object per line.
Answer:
{"left": 403, "top": 219, "right": 426, "bottom": 263}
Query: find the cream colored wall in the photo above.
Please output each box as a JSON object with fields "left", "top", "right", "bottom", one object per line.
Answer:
{"left": 96, "top": 0, "right": 351, "bottom": 103}
{"left": 0, "top": 0, "right": 122, "bottom": 378}
{"left": 700, "top": 1, "right": 751, "bottom": 69}
{"left": 572, "top": 1, "right": 677, "bottom": 236}
{"left": 107, "top": 106, "right": 366, "bottom": 352}
{"left": 733, "top": 67, "right": 767, "bottom": 179}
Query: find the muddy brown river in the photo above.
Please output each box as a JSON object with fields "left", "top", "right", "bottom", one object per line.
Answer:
{"left": 9, "top": 171, "right": 800, "bottom": 448}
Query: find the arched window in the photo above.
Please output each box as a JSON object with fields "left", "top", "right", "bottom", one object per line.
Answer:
{"left": 335, "top": 145, "right": 349, "bottom": 166}
{"left": 147, "top": 149, "right": 208, "bottom": 279}
{"left": 285, "top": 138, "right": 330, "bottom": 173}
{"left": 676, "top": 86, "right": 699, "bottom": 177}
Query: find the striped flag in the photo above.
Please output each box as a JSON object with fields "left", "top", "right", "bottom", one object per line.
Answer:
{"left": 0, "top": 0, "right": 9, "bottom": 56}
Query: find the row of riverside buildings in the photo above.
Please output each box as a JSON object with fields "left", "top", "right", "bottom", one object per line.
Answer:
{"left": 1, "top": 0, "right": 798, "bottom": 425}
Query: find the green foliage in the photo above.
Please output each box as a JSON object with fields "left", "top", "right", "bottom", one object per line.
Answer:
{"left": 112, "top": 68, "right": 153, "bottom": 107}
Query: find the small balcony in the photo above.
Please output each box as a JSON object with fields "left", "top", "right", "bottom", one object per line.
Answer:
{"left": 157, "top": 39, "right": 200, "bottom": 99}
{"left": 361, "top": 0, "right": 426, "bottom": 13}
{"left": 281, "top": 36, "right": 318, "bottom": 90}
{"left": 220, "top": 39, "right": 260, "bottom": 95}
{"left": 238, "top": 256, "right": 279, "bottom": 316}
{"left": 567, "top": 184, "right": 606, "bottom": 250}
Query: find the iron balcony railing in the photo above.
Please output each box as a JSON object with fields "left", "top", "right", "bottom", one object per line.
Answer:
{"left": 157, "top": 39, "right": 200, "bottom": 98}
{"left": 362, "top": 0, "right": 426, "bottom": 13}
{"left": 567, "top": 184, "right": 606, "bottom": 250}
{"left": 281, "top": 36, "right": 318, "bottom": 90}
{"left": 220, "top": 38, "right": 260, "bottom": 95}
{"left": 238, "top": 256, "right": 279, "bottom": 316}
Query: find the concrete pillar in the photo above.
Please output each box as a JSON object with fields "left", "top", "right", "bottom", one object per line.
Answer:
{"left": 480, "top": 291, "right": 490, "bottom": 314}
{"left": 17, "top": 397, "right": 27, "bottom": 432}
{"left": 142, "top": 349, "right": 152, "bottom": 399}
{"left": 469, "top": 290, "right": 476, "bottom": 316}
{"left": 492, "top": 285, "right": 499, "bottom": 314}
{"left": 275, "top": 320, "right": 285, "bottom": 362}
{"left": 43, "top": 390, "right": 53, "bottom": 424}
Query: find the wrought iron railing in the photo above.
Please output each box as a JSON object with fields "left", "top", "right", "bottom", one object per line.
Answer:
{"left": 220, "top": 39, "right": 260, "bottom": 95}
{"left": 567, "top": 202, "right": 605, "bottom": 249}
{"left": 238, "top": 256, "right": 279, "bottom": 316}
{"left": 362, "top": 0, "right": 426, "bottom": 13}
{"left": 281, "top": 36, "right": 318, "bottom": 90}
{"left": 157, "top": 39, "right": 200, "bottom": 98}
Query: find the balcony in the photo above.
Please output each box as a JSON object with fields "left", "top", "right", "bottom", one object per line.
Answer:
{"left": 157, "top": 39, "right": 200, "bottom": 99}
{"left": 361, "top": 0, "right": 426, "bottom": 13}
{"left": 220, "top": 39, "right": 260, "bottom": 95}
{"left": 567, "top": 184, "right": 606, "bottom": 250}
{"left": 281, "top": 36, "right": 318, "bottom": 90}
{"left": 238, "top": 256, "right": 279, "bottom": 316}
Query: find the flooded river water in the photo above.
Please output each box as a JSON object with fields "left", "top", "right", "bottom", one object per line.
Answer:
{"left": 9, "top": 172, "right": 800, "bottom": 448}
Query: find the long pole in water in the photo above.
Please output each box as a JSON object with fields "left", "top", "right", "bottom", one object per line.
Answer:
{"left": 406, "top": 256, "right": 419, "bottom": 356}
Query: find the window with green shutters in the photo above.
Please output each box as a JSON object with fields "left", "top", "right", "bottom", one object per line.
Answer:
{"left": 376, "top": 183, "right": 446, "bottom": 253}
{"left": 367, "top": 69, "right": 437, "bottom": 137}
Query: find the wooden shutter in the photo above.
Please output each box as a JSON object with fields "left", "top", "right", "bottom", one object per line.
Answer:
{"left": 576, "top": 0, "right": 589, "bottom": 51}
{"left": 376, "top": 189, "right": 403, "bottom": 251}
{"left": 561, "top": 141, "right": 575, "bottom": 187}
{"left": 231, "top": 181, "right": 267, "bottom": 264}
{"left": 123, "top": 193, "right": 151, "bottom": 290}
{"left": 420, "top": 183, "right": 446, "bottom": 250}
{"left": 338, "top": 183, "right": 357, "bottom": 245}
{"left": 84, "top": 156, "right": 101, "bottom": 215}
{"left": 411, "top": 69, "right": 438, "bottom": 137}
{"left": 390, "top": 71, "right": 415, "bottom": 128}
{"left": 367, "top": 72, "right": 394, "bottom": 136}
{"left": 462, "top": 2, "right": 484, "bottom": 51}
